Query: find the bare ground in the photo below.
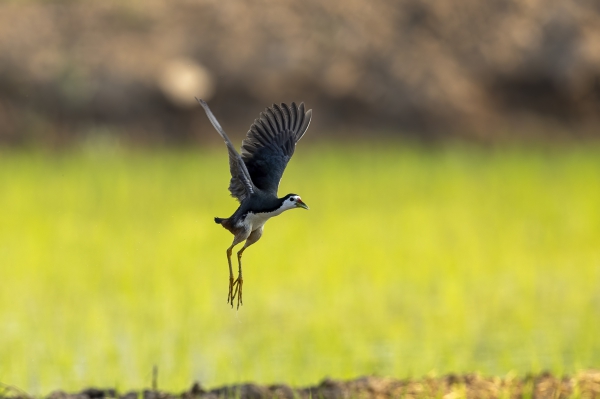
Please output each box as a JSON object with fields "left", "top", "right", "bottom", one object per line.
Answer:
{"left": 3, "top": 371, "right": 600, "bottom": 399}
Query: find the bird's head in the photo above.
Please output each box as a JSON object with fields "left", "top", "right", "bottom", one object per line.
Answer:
{"left": 282, "top": 194, "right": 309, "bottom": 210}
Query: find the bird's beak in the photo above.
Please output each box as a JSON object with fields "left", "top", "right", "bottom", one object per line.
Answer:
{"left": 296, "top": 199, "right": 309, "bottom": 210}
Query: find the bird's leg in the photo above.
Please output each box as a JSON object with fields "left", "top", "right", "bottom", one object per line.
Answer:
{"left": 233, "top": 247, "right": 246, "bottom": 309}
{"left": 226, "top": 245, "right": 235, "bottom": 307}
{"left": 230, "top": 228, "right": 262, "bottom": 309}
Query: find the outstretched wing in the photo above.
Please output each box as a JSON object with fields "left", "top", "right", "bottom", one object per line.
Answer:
{"left": 197, "top": 98, "right": 255, "bottom": 202}
{"left": 240, "top": 102, "right": 312, "bottom": 195}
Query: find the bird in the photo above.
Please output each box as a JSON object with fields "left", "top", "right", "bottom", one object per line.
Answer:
{"left": 197, "top": 98, "right": 312, "bottom": 309}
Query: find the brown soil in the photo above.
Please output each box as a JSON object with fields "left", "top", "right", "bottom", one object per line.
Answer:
{"left": 3, "top": 371, "right": 600, "bottom": 399}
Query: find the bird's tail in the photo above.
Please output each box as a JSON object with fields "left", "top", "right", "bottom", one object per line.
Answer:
{"left": 214, "top": 217, "right": 226, "bottom": 224}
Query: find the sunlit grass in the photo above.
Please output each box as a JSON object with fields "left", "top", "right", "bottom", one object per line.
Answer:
{"left": 0, "top": 142, "right": 599, "bottom": 394}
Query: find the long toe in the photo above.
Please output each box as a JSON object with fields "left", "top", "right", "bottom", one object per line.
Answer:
{"left": 237, "top": 278, "right": 244, "bottom": 309}
{"left": 228, "top": 276, "right": 235, "bottom": 307}
{"left": 229, "top": 277, "right": 243, "bottom": 309}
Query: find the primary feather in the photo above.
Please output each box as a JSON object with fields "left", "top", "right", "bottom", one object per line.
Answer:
{"left": 240, "top": 102, "right": 312, "bottom": 196}
{"left": 196, "top": 98, "right": 255, "bottom": 201}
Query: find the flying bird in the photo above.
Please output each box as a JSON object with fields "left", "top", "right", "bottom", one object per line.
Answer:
{"left": 197, "top": 99, "right": 312, "bottom": 309}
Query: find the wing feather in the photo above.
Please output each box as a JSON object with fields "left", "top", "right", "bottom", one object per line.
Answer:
{"left": 264, "top": 108, "right": 280, "bottom": 134}
{"left": 240, "top": 102, "right": 312, "bottom": 195}
{"left": 289, "top": 102, "right": 298, "bottom": 132}
{"left": 271, "top": 104, "right": 284, "bottom": 132}
{"left": 252, "top": 119, "right": 273, "bottom": 146}
{"left": 294, "top": 103, "right": 305, "bottom": 137}
{"left": 280, "top": 103, "right": 290, "bottom": 131}
{"left": 196, "top": 98, "right": 255, "bottom": 202}
{"left": 296, "top": 108, "right": 312, "bottom": 142}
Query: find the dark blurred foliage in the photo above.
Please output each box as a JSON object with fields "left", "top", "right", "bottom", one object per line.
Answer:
{"left": 1, "top": 0, "right": 600, "bottom": 147}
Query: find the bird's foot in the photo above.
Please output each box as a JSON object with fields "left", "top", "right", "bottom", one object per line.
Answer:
{"left": 227, "top": 276, "right": 235, "bottom": 306}
{"left": 230, "top": 276, "right": 243, "bottom": 309}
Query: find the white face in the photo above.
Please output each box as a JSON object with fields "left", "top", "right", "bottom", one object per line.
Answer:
{"left": 281, "top": 195, "right": 311, "bottom": 212}
{"left": 284, "top": 195, "right": 302, "bottom": 210}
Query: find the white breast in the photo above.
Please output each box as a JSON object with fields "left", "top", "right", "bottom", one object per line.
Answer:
{"left": 236, "top": 199, "right": 298, "bottom": 231}
{"left": 242, "top": 209, "right": 281, "bottom": 231}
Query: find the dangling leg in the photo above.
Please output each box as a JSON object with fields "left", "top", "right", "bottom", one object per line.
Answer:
{"left": 232, "top": 247, "right": 245, "bottom": 309}
{"left": 226, "top": 233, "right": 246, "bottom": 307}
{"left": 232, "top": 227, "right": 263, "bottom": 309}
{"left": 226, "top": 245, "right": 235, "bottom": 306}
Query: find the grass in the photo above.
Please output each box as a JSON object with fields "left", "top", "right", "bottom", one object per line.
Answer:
{"left": 0, "top": 141, "right": 599, "bottom": 394}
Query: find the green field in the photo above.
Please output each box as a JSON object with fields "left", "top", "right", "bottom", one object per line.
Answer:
{"left": 1, "top": 142, "right": 599, "bottom": 394}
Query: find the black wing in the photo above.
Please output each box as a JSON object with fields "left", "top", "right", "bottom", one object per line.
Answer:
{"left": 240, "top": 102, "right": 312, "bottom": 195}
{"left": 197, "top": 98, "right": 255, "bottom": 202}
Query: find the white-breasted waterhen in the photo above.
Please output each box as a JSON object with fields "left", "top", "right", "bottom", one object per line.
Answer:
{"left": 197, "top": 99, "right": 312, "bottom": 309}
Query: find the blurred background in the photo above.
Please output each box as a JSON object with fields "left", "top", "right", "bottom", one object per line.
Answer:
{"left": 2, "top": 0, "right": 600, "bottom": 147}
{"left": 1, "top": 0, "right": 600, "bottom": 396}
